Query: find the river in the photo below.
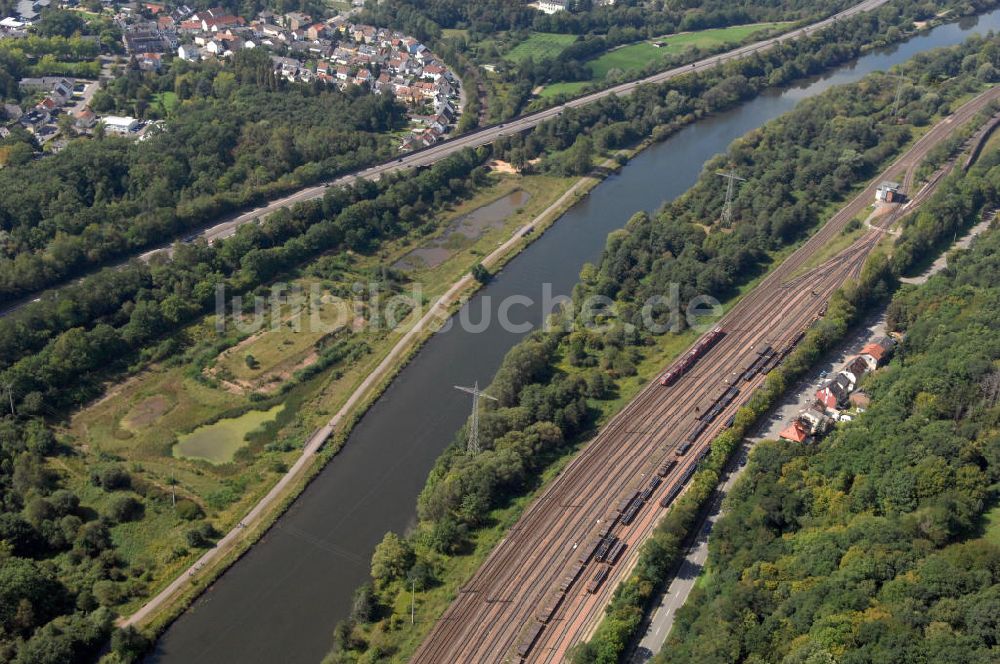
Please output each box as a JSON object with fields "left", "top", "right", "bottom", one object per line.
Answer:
{"left": 148, "top": 10, "right": 1000, "bottom": 663}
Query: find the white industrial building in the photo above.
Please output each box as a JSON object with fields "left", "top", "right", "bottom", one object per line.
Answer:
{"left": 101, "top": 115, "right": 139, "bottom": 134}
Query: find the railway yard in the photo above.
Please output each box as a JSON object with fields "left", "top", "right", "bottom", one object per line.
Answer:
{"left": 410, "top": 85, "right": 1000, "bottom": 664}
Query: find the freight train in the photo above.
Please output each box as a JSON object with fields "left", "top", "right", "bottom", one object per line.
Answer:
{"left": 659, "top": 327, "right": 725, "bottom": 386}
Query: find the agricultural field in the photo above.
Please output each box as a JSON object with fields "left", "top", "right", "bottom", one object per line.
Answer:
{"left": 595, "top": 22, "right": 791, "bottom": 79}
{"left": 210, "top": 290, "right": 353, "bottom": 394}
{"left": 540, "top": 22, "right": 791, "bottom": 97}
{"left": 505, "top": 32, "right": 578, "bottom": 63}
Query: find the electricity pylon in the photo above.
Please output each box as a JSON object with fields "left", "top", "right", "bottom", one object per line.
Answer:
{"left": 717, "top": 170, "right": 746, "bottom": 226}
{"left": 455, "top": 382, "right": 497, "bottom": 455}
{"left": 883, "top": 74, "right": 907, "bottom": 117}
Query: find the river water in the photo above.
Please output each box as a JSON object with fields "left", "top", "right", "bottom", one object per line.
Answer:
{"left": 149, "top": 10, "right": 1000, "bottom": 663}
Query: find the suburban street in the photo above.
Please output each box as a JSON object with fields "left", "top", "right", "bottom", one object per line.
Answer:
{"left": 627, "top": 309, "right": 886, "bottom": 662}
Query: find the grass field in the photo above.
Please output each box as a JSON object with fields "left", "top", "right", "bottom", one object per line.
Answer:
{"left": 540, "top": 80, "right": 590, "bottom": 99}
{"left": 60, "top": 168, "right": 581, "bottom": 616}
{"left": 154, "top": 91, "right": 179, "bottom": 114}
{"left": 213, "top": 290, "right": 351, "bottom": 391}
{"left": 540, "top": 22, "right": 791, "bottom": 98}
{"left": 505, "top": 32, "right": 578, "bottom": 64}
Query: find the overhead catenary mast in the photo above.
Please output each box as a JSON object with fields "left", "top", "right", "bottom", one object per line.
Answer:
{"left": 455, "top": 382, "right": 498, "bottom": 455}
{"left": 717, "top": 170, "right": 746, "bottom": 226}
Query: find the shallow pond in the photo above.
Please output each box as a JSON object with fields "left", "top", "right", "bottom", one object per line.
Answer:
{"left": 394, "top": 188, "right": 532, "bottom": 270}
{"left": 172, "top": 404, "right": 285, "bottom": 464}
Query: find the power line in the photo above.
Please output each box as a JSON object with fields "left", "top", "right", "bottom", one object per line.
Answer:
{"left": 455, "top": 382, "right": 497, "bottom": 455}
{"left": 717, "top": 170, "right": 746, "bottom": 227}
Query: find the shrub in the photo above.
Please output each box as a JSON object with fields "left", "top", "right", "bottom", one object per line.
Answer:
{"left": 90, "top": 466, "right": 132, "bottom": 491}
{"left": 174, "top": 499, "right": 203, "bottom": 521}
{"left": 105, "top": 495, "right": 144, "bottom": 523}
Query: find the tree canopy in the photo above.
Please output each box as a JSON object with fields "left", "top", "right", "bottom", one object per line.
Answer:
{"left": 664, "top": 222, "right": 1000, "bottom": 664}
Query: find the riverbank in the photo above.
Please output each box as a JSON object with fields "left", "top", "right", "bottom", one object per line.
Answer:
{"left": 335, "top": 78, "right": 1000, "bottom": 660}
{"left": 580, "top": 92, "right": 1000, "bottom": 664}
{"left": 146, "top": 6, "right": 1000, "bottom": 662}
{"left": 120, "top": 156, "right": 622, "bottom": 634}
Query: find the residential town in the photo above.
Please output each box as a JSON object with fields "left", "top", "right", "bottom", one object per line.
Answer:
{"left": 125, "top": 4, "right": 463, "bottom": 149}
{"left": 778, "top": 334, "right": 897, "bottom": 444}
{"left": 2, "top": 1, "right": 463, "bottom": 150}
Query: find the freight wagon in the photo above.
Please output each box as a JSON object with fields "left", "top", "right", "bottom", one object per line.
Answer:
{"left": 517, "top": 622, "right": 545, "bottom": 659}
{"left": 586, "top": 566, "right": 610, "bottom": 593}
{"left": 657, "top": 459, "right": 678, "bottom": 477}
{"left": 659, "top": 327, "right": 725, "bottom": 386}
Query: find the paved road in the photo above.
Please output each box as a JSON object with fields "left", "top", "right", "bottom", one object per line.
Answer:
{"left": 2, "top": 0, "right": 889, "bottom": 317}
{"left": 631, "top": 442, "right": 750, "bottom": 663}
{"left": 178, "top": 0, "right": 889, "bottom": 247}
{"left": 71, "top": 80, "right": 99, "bottom": 114}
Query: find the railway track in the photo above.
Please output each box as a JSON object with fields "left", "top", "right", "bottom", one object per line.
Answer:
{"left": 410, "top": 88, "right": 1000, "bottom": 663}
{"left": 417, "top": 241, "right": 867, "bottom": 664}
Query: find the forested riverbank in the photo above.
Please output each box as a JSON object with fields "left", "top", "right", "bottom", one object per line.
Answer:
{"left": 2, "top": 2, "right": 998, "bottom": 662}
{"left": 578, "top": 75, "right": 1000, "bottom": 664}
{"left": 365, "top": 0, "right": 854, "bottom": 121}
{"left": 0, "top": 48, "right": 407, "bottom": 300}
{"left": 325, "top": 24, "right": 1000, "bottom": 664}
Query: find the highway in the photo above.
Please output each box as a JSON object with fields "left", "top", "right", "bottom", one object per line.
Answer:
{"left": 409, "top": 86, "right": 1000, "bottom": 664}
{"left": 158, "top": 0, "right": 890, "bottom": 248}
{"left": 1, "top": 0, "right": 889, "bottom": 318}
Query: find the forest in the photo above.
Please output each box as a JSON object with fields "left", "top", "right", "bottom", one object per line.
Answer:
{"left": 0, "top": 48, "right": 407, "bottom": 300}
{"left": 1, "top": 1, "right": 997, "bottom": 661}
{"left": 572, "top": 122, "right": 1000, "bottom": 664}
{"left": 0, "top": 147, "right": 491, "bottom": 412}
{"left": 397, "top": 0, "right": 854, "bottom": 35}
{"left": 324, "top": 24, "right": 1000, "bottom": 664}
{"left": 0, "top": 0, "right": 963, "bottom": 419}
{"left": 663, "top": 216, "right": 1000, "bottom": 664}
{"left": 2, "top": 0, "right": 989, "bottom": 301}
{"left": 0, "top": 147, "right": 498, "bottom": 664}
{"left": 367, "top": 0, "right": 1000, "bottom": 121}
{"left": 362, "top": 0, "right": 859, "bottom": 121}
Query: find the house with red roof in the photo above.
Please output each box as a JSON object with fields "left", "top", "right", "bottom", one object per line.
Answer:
{"left": 780, "top": 419, "right": 812, "bottom": 444}
{"left": 859, "top": 336, "right": 896, "bottom": 371}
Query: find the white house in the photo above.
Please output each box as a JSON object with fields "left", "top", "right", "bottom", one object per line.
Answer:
{"left": 537, "top": 0, "right": 567, "bottom": 14}
{"left": 177, "top": 44, "right": 199, "bottom": 60}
